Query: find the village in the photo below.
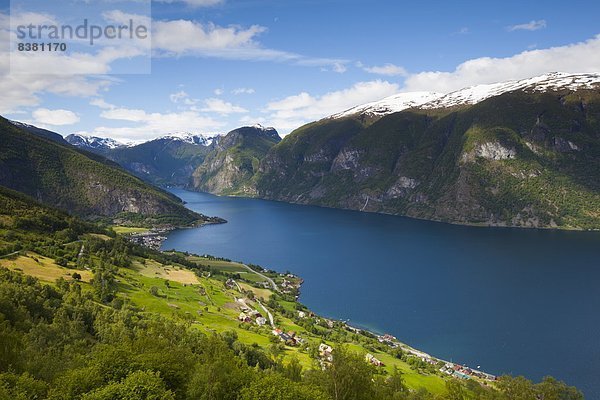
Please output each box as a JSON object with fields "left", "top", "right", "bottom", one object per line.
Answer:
{"left": 374, "top": 332, "right": 497, "bottom": 382}
{"left": 125, "top": 228, "right": 172, "bottom": 250}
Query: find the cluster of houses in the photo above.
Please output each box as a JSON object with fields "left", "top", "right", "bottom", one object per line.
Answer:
{"left": 377, "top": 333, "right": 401, "bottom": 348}
{"left": 440, "top": 363, "right": 497, "bottom": 381}
{"left": 272, "top": 328, "right": 304, "bottom": 346}
{"left": 237, "top": 304, "right": 268, "bottom": 326}
{"left": 374, "top": 332, "right": 498, "bottom": 382}
{"left": 126, "top": 229, "right": 170, "bottom": 250}
{"left": 280, "top": 274, "right": 303, "bottom": 297}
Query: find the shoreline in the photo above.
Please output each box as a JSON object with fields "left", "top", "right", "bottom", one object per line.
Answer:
{"left": 159, "top": 190, "right": 502, "bottom": 383}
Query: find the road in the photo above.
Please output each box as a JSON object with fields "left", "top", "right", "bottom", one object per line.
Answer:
{"left": 257, "top": 300, "right": 275, "bottom": 327}
{"left": 0, "top": 251, "right": 20, "bottom": 259}
{"left": 239, "top": 263, "right": 279, "bottom": 292}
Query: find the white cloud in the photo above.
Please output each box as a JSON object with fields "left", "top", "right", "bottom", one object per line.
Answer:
{"left": 200, "top": 98, "right": 248, "bottom": 114}
{"left": 232, "top": 87, "right": 255, "bottom": 95}
{"left": 153, "top": 20, "right": 267, "bottom": 55}
{"left": 32, "top": 108, "right": 80, "bottom": 126}
{"left": 90, "top": 98, "right": 115, "bottom": 110}
{"left": 264, "top": 80, "right": 400, "bottom": 133}
{"left": 152, "top": 19, "right": 348, "bottom": 69}
{"left": 214, "top": 88, "right": 224, "bottom": 96}
{"left": 507, "top": 20, "right": 547, "bottom": 32}
{"left": 87, "top": 103, "right": 225, "bottom": 142}
{"left": 362, "top": 63, "right": 408, "bottom": 76}
{"left": 0, "top": 10, "right": 146, "bottom": 113}
{"left": 403, "top": 34, "right": 600, "bottom": 93}
{"left": 332, "top": 63, "right": 347, "bottom": 73}
{"left": 155, "top": 0, "right": 224, "bottom": 7}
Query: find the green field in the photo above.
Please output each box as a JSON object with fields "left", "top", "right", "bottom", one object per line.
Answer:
{"left": 7, "top": 249, "right": 449, "bottom": 394}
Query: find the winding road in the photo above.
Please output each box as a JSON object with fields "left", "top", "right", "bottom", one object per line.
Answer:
{"left": 240, "top": 263, "right": 279, "bottom": 292}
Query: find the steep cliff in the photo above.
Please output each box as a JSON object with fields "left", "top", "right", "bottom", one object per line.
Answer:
{"left": 191, "top": 125, "right": 281, "bottom": 195}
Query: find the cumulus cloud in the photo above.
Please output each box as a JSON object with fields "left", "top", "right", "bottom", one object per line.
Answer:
{"left": 0, "top": 10, "right": 146, "bottom": 113}
{"left": 200, "top": 98, "right": 248, "bottom": 114}
{"left": 263, "top": 80, "right": 399, "bottom": 133}
{"left": 153, "top": 20, "right": 266, "bottom": 56}
{"left": 507, "top": 20, "right": 547, "bottom": 32}
{"left": 32, "top": 108, "right": 80, "bottom": 125}
{"left": 403, "top": 34, "right": 600, "bottom": 93}
{"left": 86, "top": 101, "right": 225, "bottom": 142}
{"left": 169, "top": 90, "right": 199, "bottom": 106}
{"left": 362, "top": 63, "right": 408, "bottom": 76}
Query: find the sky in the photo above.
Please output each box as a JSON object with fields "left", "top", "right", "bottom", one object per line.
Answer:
{"left": 1, "top": 0, "right": 600, "bottom": 142}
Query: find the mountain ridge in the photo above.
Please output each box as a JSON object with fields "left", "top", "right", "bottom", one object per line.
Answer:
{"left": 0, "top": 116, "right": 215, "bottom": 227}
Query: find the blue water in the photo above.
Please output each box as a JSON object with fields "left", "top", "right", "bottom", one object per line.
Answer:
{"left": 163, "top": 189, "right": 600, "bottom": 397}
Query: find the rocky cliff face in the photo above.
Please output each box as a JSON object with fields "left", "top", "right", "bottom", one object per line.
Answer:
{"left": 191, "top": 125, "right": 281, "bottom": 195}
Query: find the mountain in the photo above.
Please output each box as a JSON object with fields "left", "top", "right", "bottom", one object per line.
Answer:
{"left": 190, "top": 125, "right": 281, "bottom": 195}
{"left": 331, "top": 91, "right": 443, "bottom": 121}
{"left": 67, "top": 132, "right": 217, "bottom": 186}
{"left": 65, "top": 133, "right": 127, "bottom": 150}
{"left": 0, "top": 116, "right": 216, "bottom": 226}
{"left": 254, "top": 72, "right": 600, "bottom": 229}
{"left": 10, "top": 120, "right": 68, "bottom": 145}
{"left": 189, "top": 73, "right": 600, "bottom": 230}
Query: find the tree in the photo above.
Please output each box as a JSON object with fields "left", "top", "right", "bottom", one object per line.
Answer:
{"left": 72, "top": 272, "right": 82, "bottom": 281}
{"left": 283, "top": 357, "right": 303, "bottom": 382}
{"left": 82, "top": 370, "right": 174, "bottom": 400}
{"left": 445, "top": 380, "right": 467, "bottom": 400}
{"left": 496, "top": 376, "right": 536, "bottom": 400}
{"left": 535, "top": 376, "right": 583, "bottom": 400}
{"left": 239, "top": 374, "right": 329, "bottom": 400}
{"left": 323, "top": 346, "right": 375, "bottom": 400}
{"left": 92, "top": 261, "right": 117, "bottom": 303}
{"left": 186, "top": 339, "right": 254, "bottom": 400}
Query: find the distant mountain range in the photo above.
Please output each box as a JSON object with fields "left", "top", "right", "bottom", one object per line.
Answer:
{"left": 66, "top": 132, "right": 220, "bottom": 186}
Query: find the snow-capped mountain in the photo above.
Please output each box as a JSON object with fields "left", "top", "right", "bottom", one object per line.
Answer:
{"left": 154, "top": 132, "right": 221, "bottom": 147}
{"left": 65, "top": 134, "right": 128, "bottom": 150}
{"left": 331, "top": 91, "right": 443, "bottom": 119}
{"left": 330, "top": 72, "right": 600, "bottom": 120}
{"left": 419, "top": 72, "right": 600, "bottom": 110}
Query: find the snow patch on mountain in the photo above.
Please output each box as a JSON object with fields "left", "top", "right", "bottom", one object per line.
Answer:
{"left": 331, "top": 91, "right": 443, "bottom": 119}
{"left": 156, "top": 132, "right": 221, "bottom": 147}
{"left": 66, "top": 134, "right": 127, "bottom": 150}
{"left": 419, "top": 72, "right": 600, "bottom": 109}
{"left": 328, "top": 73, "right": 600, "bottom": 120}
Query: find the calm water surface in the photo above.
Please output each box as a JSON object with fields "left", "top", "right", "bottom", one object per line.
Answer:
{"left": 163, "top": 189, "right": 600, "bottom": 397}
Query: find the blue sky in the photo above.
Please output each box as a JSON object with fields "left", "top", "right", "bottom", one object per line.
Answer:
{"left": 2, "top": 0, "right": 600, "bottom": 141}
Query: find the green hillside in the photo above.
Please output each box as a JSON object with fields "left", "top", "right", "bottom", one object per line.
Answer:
{"left": 0, "top": 186, "right": 582, "bottom": 399}
{"left": 256, "top": 89, "right": 600, "bottom": 229}
{"left": 0, "top": 117, "right": 212, "bottom": 227}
